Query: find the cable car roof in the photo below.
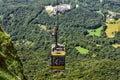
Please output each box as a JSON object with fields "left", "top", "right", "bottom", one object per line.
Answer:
{"left": 51, "top": 44, "right": 65, "bottom": 56}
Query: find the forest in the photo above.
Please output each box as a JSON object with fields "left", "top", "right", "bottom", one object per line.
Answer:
{"left": 0, "top": 0, "right": 120, "bottom": 80}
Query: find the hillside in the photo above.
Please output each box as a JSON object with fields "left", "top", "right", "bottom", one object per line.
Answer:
{"left": 0, "top": 26, "right": 26, "bottom": 80}
{"left": 0, "top": 0, "right": 120, "bottom": 80}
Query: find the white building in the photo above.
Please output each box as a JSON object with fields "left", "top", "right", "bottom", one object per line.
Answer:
{"left": 45, "top": 5, "right": 54, "bottom": 12}
{"left": 45, "top": 4, "right": 71, "bottom": 15}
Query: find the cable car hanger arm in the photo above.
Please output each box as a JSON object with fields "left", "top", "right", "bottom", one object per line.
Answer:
{"left": 54, "top": 0, "right": 59, "bottom": 48}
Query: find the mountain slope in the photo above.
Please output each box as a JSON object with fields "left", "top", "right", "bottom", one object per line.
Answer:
{"left": 0, "top": 26, "right": 26, "bottom": 80}
{"left": 0, "top": 0, "right": 120, "bottom": 80}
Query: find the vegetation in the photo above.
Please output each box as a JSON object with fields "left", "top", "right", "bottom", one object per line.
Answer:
{"left": 75, "top": 46, "right": 89, "bottom": 54}
{"left": 0, "top": 26, "right": 26, "bottom": 80}
{"left": 87, "top": 26, "right": 103, "bottom": 37}
{"left": 0, "top": 0, "right": 120, "bottom": 80}
{"left": 105, "top": 19, "right": 120, "bottom": 38}
{"left": 112, "top": 44, "right": 120, "bottom": 48}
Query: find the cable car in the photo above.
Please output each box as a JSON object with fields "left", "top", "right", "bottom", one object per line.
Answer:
{"left": 51, "top": 25, "right": 66, "bottom": 70}
{"left": 51, "top": 0, "right": 65, "bottom": 70}
{"left": 51, "top": 44, "right": 65, "bottom": 70}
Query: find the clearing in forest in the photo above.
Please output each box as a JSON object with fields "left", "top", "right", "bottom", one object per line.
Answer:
{"left": 96, "top": 44, "right": 101, "bottom": 47}
{"left": 105, "top": 19, "right": 120, "bottom": 38}
{"left": 75, "top": 46, "right": 89, "bottom": 54}
{"left": 112, "top": 44, "right": 120, "bottom": 48}
{"left": 38, "top": 24, "right": 47, "bottom": 31}
{"left": 87, "top": 26, "right": 103, "bottom": 37}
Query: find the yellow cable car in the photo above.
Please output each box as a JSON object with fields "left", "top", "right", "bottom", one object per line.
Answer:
{"left": 51, "top": 44, "right": 65, "bottom": 70}
{"left": 51, "top": 0, "right": 65, "bottom": 70}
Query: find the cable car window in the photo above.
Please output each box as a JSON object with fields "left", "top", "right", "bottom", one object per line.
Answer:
{"left": 51, "top": 56, "right": 65, "bottom": 66}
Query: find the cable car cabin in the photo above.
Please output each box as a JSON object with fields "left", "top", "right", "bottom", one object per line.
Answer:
{"left": 51, "top": 44, "right": 65, "bottom": 70}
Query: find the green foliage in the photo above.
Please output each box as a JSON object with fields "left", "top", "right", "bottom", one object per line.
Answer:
{"left": 75, "top": 46, "right": 89, "bottom": 54}
{"left": 0, "top": 26, "right": 26, "bottom": 80}
{"left": 0, "top": 69, "right": 16, "bottom": 80}
{"left": 0, "top": 0, "right": 120, "bottom": 80}
{"left": 87, "top": 26, "right": 103, "bottom": 37}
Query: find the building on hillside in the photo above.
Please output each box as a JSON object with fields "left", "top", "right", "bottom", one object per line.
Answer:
{"left": 45, "top": 4, "right": 71, "bottom": 16}
{"left": 45, "top": 5, "right": 54, "bottom": 12}
{"left": 53, "top": 4, "right": 71, "bottom": 15}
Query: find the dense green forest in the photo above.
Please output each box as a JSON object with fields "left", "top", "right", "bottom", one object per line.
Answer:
{"left": 0, "top": 26, "right": 26, "bottom": 80}
{"left": 0, "top": 0, "right": 120, "bottom": 80}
